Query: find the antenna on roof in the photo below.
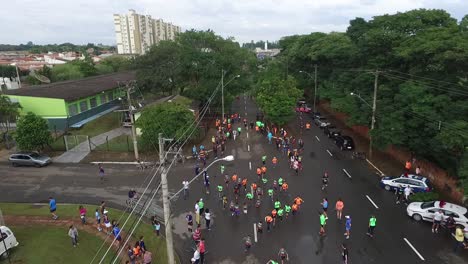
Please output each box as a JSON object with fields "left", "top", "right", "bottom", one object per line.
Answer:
{"left": 30, "top": 70, "right": 51, "bottom": 84}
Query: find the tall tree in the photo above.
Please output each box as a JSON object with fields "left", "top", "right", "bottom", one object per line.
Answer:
{"left": 15, "top": 112, "right": 52, "bottom": 151}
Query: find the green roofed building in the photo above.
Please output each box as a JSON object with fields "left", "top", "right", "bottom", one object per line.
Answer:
{"left": 5, "top": 72, "right": 135, "bottom": 130}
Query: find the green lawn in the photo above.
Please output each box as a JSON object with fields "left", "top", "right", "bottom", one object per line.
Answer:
{"left": 0, "top": 203, "right": 171, "bottom": 263}
{"left": 95, "top": 134, "right": 132, "bottom": 152}
{"left": 6, "top": 226, "right": 117, "bottom": 264}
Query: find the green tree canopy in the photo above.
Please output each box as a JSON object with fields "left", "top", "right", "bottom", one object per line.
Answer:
{"left": 15, "top": 112, "right": 52, "bottom": 151}
{"left": 136, "top": 102, "right": 196, "bottom": 148}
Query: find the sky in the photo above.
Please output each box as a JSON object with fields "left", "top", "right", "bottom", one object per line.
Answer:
{"left": 1, "top": 0, "right": 467, "bottom": 45}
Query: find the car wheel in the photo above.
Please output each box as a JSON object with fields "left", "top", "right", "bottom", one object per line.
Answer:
{"left": 34, "top": 163, "right": 42, "bottom": 168}
{"left": 412, "top": 214, "right": 422, "bottom": 221}
{"left": 384, "top": 185, "right": 391, "bottom": 191}
{"left": 12, "top": 162, "right": 18, "bottom": 167}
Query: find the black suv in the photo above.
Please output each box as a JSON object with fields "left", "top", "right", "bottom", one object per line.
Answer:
{"left": 324, "top": 125, "right": 341, "bottom": 139}
{"left": 335, "top": 135, "right": 355, "bottom": 150}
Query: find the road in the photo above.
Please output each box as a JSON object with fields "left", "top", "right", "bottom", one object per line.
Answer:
{"left": 0, "top": 95, "right": 467, "bottom": 264}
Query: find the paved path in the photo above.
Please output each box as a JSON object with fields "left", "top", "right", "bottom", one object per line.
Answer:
{"left": 53, "top": 95, "right": 175, "bottom": 163}
{"left": 53, "top": 127, "right": 132, "bottom": 163}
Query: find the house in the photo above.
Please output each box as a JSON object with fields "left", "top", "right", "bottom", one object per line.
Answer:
{"left": 4, "top": 71, "right": 136, "bottom": 130}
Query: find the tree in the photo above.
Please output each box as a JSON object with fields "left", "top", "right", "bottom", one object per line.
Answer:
{"left": 136, "top": 102, "right": 196, "bottom": 148}
{"left": 50, "top": 63, "right": 84, "bottom": 82}
{"left": 99, "top": 56, "right": 132, "bottom": 72}
{"left": 15, "top": 112, "right": 52, "bottom": 151}
{"left": 0, "top": 95, "right": 21, "bottom": 131}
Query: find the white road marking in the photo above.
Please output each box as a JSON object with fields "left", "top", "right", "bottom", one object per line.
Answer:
{"left": 249, "top": 161, "right": 252, "bottom": 170}
{"left": 326, "top": 150, "right": 333, "bottom": 157}
{"left": 315, "top": 136, "right": 320, "bottom": 142}
{"left": 403, "top": 238, "right": 425, "bottom": 261}
{"left": 342, "top": 169, "right": 352, "bottom": 179}
{"left": 254, "top": 223, "right": 258, "bottom": 243}
{"left": 366, "top": 159, "right": 385, "bottom": 176}
{"left": 365, "top": 195, "right": 379, "bottom": 209}
{"left": 247, "top": 132, "right": 249, "bottom": 138}
{"left": 248, "top": 145, "right": 250, "bottom": 152}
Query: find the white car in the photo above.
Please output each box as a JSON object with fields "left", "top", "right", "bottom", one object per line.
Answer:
{"left": 0, "top": 226, "right": 19, "bottom": 257}
{"left": 406, "top": 201, "right": 468, "bottom": 239}
{"left": 379, "top": 174, "right": 432, "bottom": 193}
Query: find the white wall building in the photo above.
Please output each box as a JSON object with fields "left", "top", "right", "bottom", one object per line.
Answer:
{"left": 0, "top": 77, "right": 20, "bottom": 90}
{"left": 114, "top": 9, "right": 182, "bottom": 55}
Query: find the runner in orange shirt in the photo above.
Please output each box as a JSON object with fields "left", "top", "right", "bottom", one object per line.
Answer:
{"left": 335, "top": 198, "right": 344, "bottom": 220}
{"left": 272, "top": 157, "right": 278, "bottom": 168}
{"left": 231, "top": 173, "right": 238, "bottom": 183}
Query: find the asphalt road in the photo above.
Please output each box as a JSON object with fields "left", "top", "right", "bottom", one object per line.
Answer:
{"left": 0, "top": 95, "right": 467, "bottom": 264}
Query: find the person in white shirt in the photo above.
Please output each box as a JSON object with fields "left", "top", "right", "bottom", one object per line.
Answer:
{"left": 432, "top": 209, "right": 444, "bottom": 233}
{"left": 191, "top": 248, "right": 200, "bottom": 264}
{"left": 404, "top": 186, "right": 412, "bottom": 203}
{"left": 204, "top": 208, "right": 212, "bottom": 230}
{"left": 183, "top": 180, "right": 189, "bottom": 200}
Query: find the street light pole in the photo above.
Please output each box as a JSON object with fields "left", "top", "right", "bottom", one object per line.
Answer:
{"left": 126, "top": 85, "right": 139, "bottom": 161}
{"left": 314, "top": 64, "right": 318, "bottom": 113}
{"left": 221, "top": 69, "right": 225, "bottom": 123}
{"left": 158, "top": 133, "right": 175, "bottom": 264}
{"left": 369, "top": 70, "right": 379, "bottom": 159}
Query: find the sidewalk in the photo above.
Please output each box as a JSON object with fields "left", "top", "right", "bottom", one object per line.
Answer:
{"left": 53, "top": 127, "right": 132, "bottom": 163}
{"left": 54, "top": 95, "right": 176, "bottom": 163}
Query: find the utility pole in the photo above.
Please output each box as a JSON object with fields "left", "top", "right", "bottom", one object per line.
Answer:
{"left": 221, "top": 69, "right": 225, "bottom": 123}
{"left": 369, "top": 70, "right": 379, "bottom": 159}
{"left": 126, "top": 83, "right": 139, "bottom": 161}
{"left": 158, "top": 133, "right": 175, "bottom": 264}
{"left": 313, "top": 64, "right": 318, "bottom": 113}
{"left": 15, "top": 65, "right": 21, "bottom": 88}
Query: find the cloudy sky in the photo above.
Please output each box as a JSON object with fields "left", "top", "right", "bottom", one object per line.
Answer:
{"left": 1, "top": 0, "right": 467, "bottom": 45}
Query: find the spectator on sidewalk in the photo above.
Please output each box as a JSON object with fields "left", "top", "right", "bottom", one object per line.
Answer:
{"left": 143, "top": 250, "right": 152, "bottom": 264}
{"left": 79, "top": 205, "right": 87, "bottom": 224}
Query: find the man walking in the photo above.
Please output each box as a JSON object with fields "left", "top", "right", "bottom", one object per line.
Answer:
{"left": 342, "top": 243, "right": 349, "bottom": 264}
{"left": 98, "top": 163, "right": 105, "bottom": 182}
{"left": 49, "top": 197, "right": 58, "bottom": 220}
{"left": 432, "top": 209, "right": 444, "bottom": 233}
{"left": 68, "top": 225, "right": 78, "bottom": 247}
{"left": 182, "top": 179, "right": 189, "bottom": 200}
{"left": 344, "top": 215, "right": 351, "bottom": 239}
{"left": 366, "top": 215, "right": 377, "bottom": 238}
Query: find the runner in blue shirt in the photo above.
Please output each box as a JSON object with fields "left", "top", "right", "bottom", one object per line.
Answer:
{"left": 321, "top": 198, "right": 329, "bottom": 218}
{"left": 49, "top": 197, "right": 58, "bottom": 220}
{"left": 345, "top": 215, "right": 352, "bottom": 239}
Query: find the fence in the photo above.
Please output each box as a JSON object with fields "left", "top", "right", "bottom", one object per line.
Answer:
{"left": 64, "top": 135, "right": 90, "bottom": 152}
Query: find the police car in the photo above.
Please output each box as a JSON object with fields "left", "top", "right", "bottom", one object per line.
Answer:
{"left": 379, "top": 174, "right": 431, "bottom": 193}
{"left": 406, "top": 201, "right": 468, "bottom": 239}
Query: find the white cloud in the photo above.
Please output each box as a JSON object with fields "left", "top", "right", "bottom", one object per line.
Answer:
{"left": 0, "top": 0, "right": 466, "bottom": 45}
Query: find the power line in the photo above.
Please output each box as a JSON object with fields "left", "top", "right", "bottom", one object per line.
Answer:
{"left": 388, "top": 70, "right": 467, "bottom": 90}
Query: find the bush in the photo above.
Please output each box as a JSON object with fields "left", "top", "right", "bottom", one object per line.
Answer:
{"left": 410, "top": 191, "right": 440, "bottom": 202}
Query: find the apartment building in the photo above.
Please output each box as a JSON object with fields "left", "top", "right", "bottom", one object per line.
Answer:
{"left": 114, "top": 9, "right": 182, "bottom": 55}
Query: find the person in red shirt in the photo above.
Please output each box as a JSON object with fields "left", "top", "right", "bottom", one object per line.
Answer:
{"left": 198, "top": 238, "right": 206, "bottom": 264}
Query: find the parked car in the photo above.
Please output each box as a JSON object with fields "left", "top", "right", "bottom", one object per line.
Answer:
{"left": 334, "top": 135, "right": 355, "bottom": 150}
{"left": 9, "top": 152, "right": 51, "bottom": 167}
{"left": 314, "top": 117, "right": 331, "bottom": 128}
{"left": 379, "top": 174, "right": 432, "bottom": 192}
{"left": 324, "top": 125, "right": 341, "bottom": 139}
{"left": 406, "top": 201, "right": 468, "bottom": 239}
{"left": 0, "top": 226, "right": 19, "bottom": 257}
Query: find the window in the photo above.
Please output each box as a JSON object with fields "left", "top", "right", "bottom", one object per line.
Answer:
{"left": 394, "top": 179, "right": 409, "bottom": 184}
{"left": 107, "top": 92, "right": 114, "bottom": 101}
{"left": 90, "top": 98, "right": 97, "bottom": 108}
{"left": 443, "top": 210, "right": 459, "bottom": 218}
{"left": 68, "top": 104, "right": 78, "bottom": 116}
{"left": 421, "top": 201, "right": 435, "bottom": 209}
{"left": 79, "top": 101, "right": 89, "bottom": 112}
{"left": 100, "top": 94, "right": 107, "bottom": 104}
{"left": 0, "top": 232, "right": 7, "bottom": 242}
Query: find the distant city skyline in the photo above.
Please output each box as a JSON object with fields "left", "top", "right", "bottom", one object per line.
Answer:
{"left": 1, "top": 0, "right": 466, "bottom": 45}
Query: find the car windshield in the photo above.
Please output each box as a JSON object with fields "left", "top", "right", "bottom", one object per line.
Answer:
{"left": 421, "top": 201, "right": 435, "bottom": 209}
{"left": 29, "top": 153, "right": 40, "bottom": 158}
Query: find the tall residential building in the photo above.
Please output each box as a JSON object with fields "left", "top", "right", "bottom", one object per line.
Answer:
{"left": 113, "top": 9, "right": 182, "bottom": 55}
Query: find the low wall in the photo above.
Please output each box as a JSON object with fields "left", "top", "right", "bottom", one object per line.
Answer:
{"left": 319, "top": 101, "right": 464, "bottom": 203}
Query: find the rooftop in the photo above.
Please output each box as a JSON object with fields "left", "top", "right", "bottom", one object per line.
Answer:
{"left": 5, "top": 71, "right": 136, "bottom": 101}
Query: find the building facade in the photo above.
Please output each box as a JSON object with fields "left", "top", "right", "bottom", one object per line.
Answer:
{"left": 5, "top": 72, "right": 136, "bottom": 130}
{"left": 114, "top": 9, "right": 182, "bottom": 55}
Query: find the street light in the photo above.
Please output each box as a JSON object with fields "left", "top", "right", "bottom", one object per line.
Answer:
{"left": 221, "top": 70, "right": 241, "bottom": 122}
{"left": 299, "top": 65, "right": 318, "bottom": 113}
{"left": 350, "top": 92, "right": 373, "bottom": 109}
{"left": 169, "top": 155, "right": 235, "bottom": 200}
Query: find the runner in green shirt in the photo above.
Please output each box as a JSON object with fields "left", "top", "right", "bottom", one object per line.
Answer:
{"left": 268, "top": 189, "right": 274, "bottom": 201}
{"left": 278, "top": 177, "right": 283, "bottom": 186}
{"left": 237, "top": 127, "right": 242, "bottom": 135}
{"left": 366, "top": 215, "right": 377, "bottom": 238}
{"left": 220, "top": 164, "right": 225, "bottom": 174}
{"left": 274, "top": 200, "right": 281, "bottom": 210}
{"left": 284, "top": 205, "right": 291, "bottom": 218}
{"left": 262, "top": 177, "right": 268, "bottom": 185}
{"left": 246, "top": 192, "right": 254, "bottom": 200}
{"left": 319, "top": 212, "right": 327, "bottom": 236}
{"left": 267, "top": 260, "right": 279, "bottom": 264}
{"left": 262, "top": 155, "right": 267, "bottom": 165}
{"left": 217, "top": 184, "right": 223, "bottom": 199}
{"left": 277, "top": 208, "right": 284, "bottom": 221}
